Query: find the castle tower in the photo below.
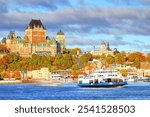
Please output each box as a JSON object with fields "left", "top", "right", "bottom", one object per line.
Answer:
{"left": 25, "top": 19, "right": 46, "bottom": 44}
{"left": 100, "top": 41, "right": 110, "bottom": 51}
{"left": 100, "top": 41, "right": 107, "bottom": 50}
{"left": 6, "top": 31, "right": 16, "bottom": 49}
{"left": 56, "top": 30, "right": 66, "bottom": 49}
{"left": 7, "top": 31, "right": 16, "bottom": 40}
{"left": 106, "top": 42, "right": 110, "bottom": 50}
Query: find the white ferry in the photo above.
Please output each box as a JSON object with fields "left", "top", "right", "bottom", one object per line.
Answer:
{"left": 78, "top": 69, "right": 127, "bottom": 87}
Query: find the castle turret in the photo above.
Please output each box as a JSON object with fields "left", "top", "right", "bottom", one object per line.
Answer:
{"left": 7, "top": 31, "right": 16, "bottom": 40}
{"left": 100, "top": 41, "right": 110, "bottom": 51}
{"left": 56, "top": 30, "right": 66, "bottom": 49}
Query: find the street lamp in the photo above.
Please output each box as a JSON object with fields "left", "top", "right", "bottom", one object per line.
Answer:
{"left": 88, "top": 58, "right": 93, "bottom": 75}
{"left": 21, "top": 70, "right": 27, "bottom": 80}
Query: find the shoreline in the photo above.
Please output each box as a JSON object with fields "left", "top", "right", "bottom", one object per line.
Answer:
{"left": 0, "top": 80, "right": 22, "bottom": 84}
{"left": 0, "top": 78, "right": 78, "bottom": 86}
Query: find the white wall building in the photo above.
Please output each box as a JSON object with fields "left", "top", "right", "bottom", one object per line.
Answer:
{"left": 27, "top": 68, "right": 50, "bottom": 80}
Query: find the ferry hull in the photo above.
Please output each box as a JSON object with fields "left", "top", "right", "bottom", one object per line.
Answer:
{"left": 78, "top": 81, "right": 127, "bottom": 88}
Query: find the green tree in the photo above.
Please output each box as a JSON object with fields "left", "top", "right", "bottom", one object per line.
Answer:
{"left": 71, "top": 64, "right": 79, "bottom": 70}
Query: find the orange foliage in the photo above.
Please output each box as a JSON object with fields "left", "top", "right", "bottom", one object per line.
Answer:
{"left": 140, "top": 56, "right": 146, "bottom": 61}
{"left": 0, "top": 44, "right": 8, "bottom": 53}
{"left": 128, "top": 52, "right": 143, "bottom": 62}
{"left": 2, "top": 71, "right": 11, "bottom": 78}
{"left": 0, "top": 59, "right": 3, "bottom": 65}
{"left": 12, "top": 70, "right": 21, "bottom": 80}
{"left": 119, "top": 69, "right": 127, "bottom": 77}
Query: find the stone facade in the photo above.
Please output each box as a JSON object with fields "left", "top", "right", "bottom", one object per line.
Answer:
{"left": 3, "top": 19, "right": 66, "bottom": 57}
{"left": 56, "top": 30, "right": 66, "bottom": 49}
{"left": 91, "top": 41, "right": 117, "bottom": 56}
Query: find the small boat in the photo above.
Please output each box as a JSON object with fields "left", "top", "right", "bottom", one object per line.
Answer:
{"left": 78, "top": 69, "right": 127, "bottom": 87}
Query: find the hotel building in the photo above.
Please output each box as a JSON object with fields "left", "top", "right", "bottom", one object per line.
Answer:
{"left": 2, "top": 19, "right": 66, "bottom": 57}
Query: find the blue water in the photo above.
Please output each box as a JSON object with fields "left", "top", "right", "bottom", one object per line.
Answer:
{"left": 0, "top": 82, "right": 150, "bottom": 100}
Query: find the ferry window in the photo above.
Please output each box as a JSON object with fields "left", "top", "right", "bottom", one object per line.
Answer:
{"left": 107, "top": 79, "right": 111, "bottom": 82}
{"left": 89, "top": 80, "right": 93, "bottom": 84}
{"left": 94, "top": 79, "right": 98, "bottom": 84}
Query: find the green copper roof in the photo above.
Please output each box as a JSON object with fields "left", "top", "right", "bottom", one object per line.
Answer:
{"left": 32, "top": 42, "right": 51, "bottom": 47}
{"left": 7, "top": 31, "right": 16, "bottom": 39}
{"left": 17, "top": 37, "right": 24, "bottom": 43}
{"left": 51, "top": 37, "right": 57, "bottom": 45}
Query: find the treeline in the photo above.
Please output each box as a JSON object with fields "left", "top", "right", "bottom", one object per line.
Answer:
{"left": 0, "top": 48, "right": 150, "bottom": 77}
{"left": 94, "top": 51, "right": 150, "bottom": 68}
{"left": 0, "top": 48, "right": 92, "bottom": 73}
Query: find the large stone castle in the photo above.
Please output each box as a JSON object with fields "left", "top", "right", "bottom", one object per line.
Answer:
{"left": 2, "top": 19, "right": 66, "bottom": 57}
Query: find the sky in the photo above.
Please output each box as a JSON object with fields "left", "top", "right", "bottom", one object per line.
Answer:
{"left": 0, "top": 0, "right": 150, "bottom": 53}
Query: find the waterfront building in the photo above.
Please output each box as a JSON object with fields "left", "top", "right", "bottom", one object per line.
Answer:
{"left": 141, "top": 62, "right": 150, "bottom": 69}
{"left": 27, "top": 68, "right": 50, "bottom": 80}
{"left": 90, "top": 41, "right": 119, "bottom": 56}
{"left": 2, "top": 19, "right": 66, "bottom": 57}
{"left": 143, "top": 70, "right": 150, "bottom": 77}
{"left": 140, "top": 62, "right": 150, "bottom": 76}
{"left": 51, "top": 70, "right": 72, "bottom": 79}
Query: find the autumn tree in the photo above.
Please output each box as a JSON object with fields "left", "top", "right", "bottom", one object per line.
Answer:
{"left": 104, "top": 55, "right": 114, "bottom": 65}
{"left": 71, "top": 48, "right": 82, "bottom": 55}
{"left": 63, "top": 48, "right": 82, "bottom": 55}
{"left": 2, "top": 71, "right": 11, "bottom": 78}
{"left": 62, "top": 54, "right": 73, "bottom": 69}
{"left": 2, "top": 53, "right": 20, "bottom": 65}
{"left": 132, "top": 60, "right": 141, "bottom": 68}
{"left": 114, "top": 52, "right": 127, "bottom": 64}
{"left": 53, "top": 54, "right": 64, "bottom": 69}
{"left": 128, "top": 52, "right": 143, "bottom": 62}
{"left": 12, "top": 70, "right": 21, "bottom": 80}
{"left": 120, "top": 69, "right": 127, "bottom": 77}
{"left": 0, "top": 44, "right": 9, "bottom": 53}
{"left": 71, "top": 64, "right": 79, "bottom": 70}
{"left": 147, "top": 53, "right": 150, "bottom": 62}
{"left": 80, "top": 53, "right": 93, "bottom": 67}
{"left": 100, "top": 54, "right": 106, "bottom": 60}
{"left": 114, "top": 53, "right": 123, "bottom": 64}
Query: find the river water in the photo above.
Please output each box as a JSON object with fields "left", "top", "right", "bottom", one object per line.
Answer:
{"left": 0, "top": 82, "right": 150, "bottom": 100}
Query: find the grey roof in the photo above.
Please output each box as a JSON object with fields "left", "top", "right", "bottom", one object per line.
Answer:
{"left": 26, "top": 19, "right": 46, "bottom": 29}
{"left": 1, "top": 37, "right": 6, "bottom": 43}
{"left": 57, "top": 30, "right": 64, "bottom": 35}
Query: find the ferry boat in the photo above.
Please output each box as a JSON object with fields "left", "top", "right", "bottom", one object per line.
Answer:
{"left": 78, "top": 69, "right": 127, "bottom": 87}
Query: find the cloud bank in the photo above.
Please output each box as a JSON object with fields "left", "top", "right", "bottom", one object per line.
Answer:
{"left": 0, "top": 0, "right": 149, "bottom": 52}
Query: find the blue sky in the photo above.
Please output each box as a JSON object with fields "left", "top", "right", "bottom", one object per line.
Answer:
{"left": 0, "top": 0, "right": 150, "bottom": 53}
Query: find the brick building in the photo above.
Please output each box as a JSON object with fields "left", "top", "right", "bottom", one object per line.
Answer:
{"left": 25, "top": 19, "right": 46, "bottom": 44}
